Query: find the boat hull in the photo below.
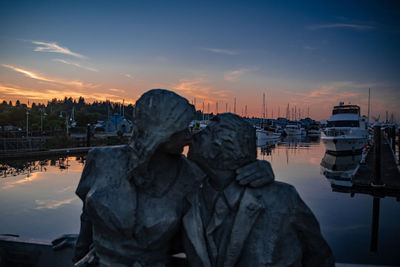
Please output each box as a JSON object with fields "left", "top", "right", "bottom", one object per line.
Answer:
{"left": 321, "top": 136, "right": 367, "bottom": 153}
{"left": 256, "top": 130, "right": 280, "bottom": 146}
{"left": 307, "top": 130, "right": 320, "bottom": 137}
{"left": 284, "top": 129, "right": 301, "bottom": 136}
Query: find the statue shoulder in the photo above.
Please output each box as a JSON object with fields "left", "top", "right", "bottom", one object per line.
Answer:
{"left": 76, "top": 145, "right": 131, "bottom": 200}
{"left": 255, "top": 181, "right": 301, "bottom": 210}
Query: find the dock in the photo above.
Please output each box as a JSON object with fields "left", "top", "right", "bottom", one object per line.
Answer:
{"left": 330, "top": 126, "right": 400, "bottom": 198}
{"left": 332, "top": 137, "right": 399, "bottom": 197}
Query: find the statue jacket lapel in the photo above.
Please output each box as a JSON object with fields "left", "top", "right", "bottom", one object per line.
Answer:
{"left": 223, "top": 187, "right": 263, "bottom": 267}
{"left": 183, "top": 191, "right": 212, "bottom": 267}
{"left": 183, "top": 183, "right": 264, "bottom": 267}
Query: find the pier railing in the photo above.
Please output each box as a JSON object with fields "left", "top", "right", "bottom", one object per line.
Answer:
{"left": 0, "top": 137, "right": 46, "bottom": 153}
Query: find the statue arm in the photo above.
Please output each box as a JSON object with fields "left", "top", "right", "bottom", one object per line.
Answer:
{"left": 292, "top": 192, "right": 335, "bottom": 267}
{"left": 236, "top": 160, "right": 275, "bottom": 188}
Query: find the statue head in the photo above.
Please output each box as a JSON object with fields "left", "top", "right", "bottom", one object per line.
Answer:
{"left": 188, "top": 113, "right": 256, "bottom": 172}
{"left": 129, "top": 89, "right": 195, "bottom": 185}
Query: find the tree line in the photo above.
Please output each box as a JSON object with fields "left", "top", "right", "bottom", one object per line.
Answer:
{"left": 0, "top": 97, "right": 135, "bottom": 134}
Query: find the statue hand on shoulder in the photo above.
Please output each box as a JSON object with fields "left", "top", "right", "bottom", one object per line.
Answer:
{"left": 236, "top": 160, "right": 275, "bottom": 188}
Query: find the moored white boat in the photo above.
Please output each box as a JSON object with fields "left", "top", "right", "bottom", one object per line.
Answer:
{"left": 284, "top": 122, "right": 301, "bottom": 136}
{"left": 256, "top": 128, "right": 280, "bottom": 146}
{"left": 307, "top": 122, "right": 321, "bottom": 137}
{"left": 321, "top": 103, "right": 368, "bottom": 153}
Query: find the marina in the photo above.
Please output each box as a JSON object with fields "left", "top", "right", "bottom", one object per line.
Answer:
{"left": 1, "top": 1, "right": 399, "bottom": 265}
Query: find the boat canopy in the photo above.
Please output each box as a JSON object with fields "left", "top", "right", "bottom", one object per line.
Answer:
{"left": 327, "top": 120, "right": 359, "bottom": 127}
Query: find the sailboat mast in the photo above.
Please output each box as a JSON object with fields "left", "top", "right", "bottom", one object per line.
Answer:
{"left": 262, "top": 93, "right": 265, "bottom": 119}
{"left": 202, "top": 101, "right": 205, "bottom": 121}
{"left": 367, "top": 88, "right": 370, "bottom": 125}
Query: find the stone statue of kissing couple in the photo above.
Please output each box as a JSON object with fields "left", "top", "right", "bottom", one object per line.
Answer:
{"left": 73, "top": 89, "right": 334, "bottom": 267}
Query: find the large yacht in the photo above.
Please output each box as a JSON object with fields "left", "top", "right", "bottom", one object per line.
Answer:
{"left": 321, "top": 103, "right": 368, "bottom": 153}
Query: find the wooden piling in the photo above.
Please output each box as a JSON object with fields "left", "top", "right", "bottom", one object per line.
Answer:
{"left": 372, "top": 123, "right": 382, "bottom": 186}
{"left": 370, "top": 197, "right": 380, "bottom": 252}
{"left": 398, "top": 127, "right": 400, "bottom": 163}
{"left": 391, "top": 125, "right": 396, "bottom": 152}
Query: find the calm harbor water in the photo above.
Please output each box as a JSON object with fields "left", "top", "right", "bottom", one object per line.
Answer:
{"left": 0, "top": 138, "right": 399, "bottom": 265}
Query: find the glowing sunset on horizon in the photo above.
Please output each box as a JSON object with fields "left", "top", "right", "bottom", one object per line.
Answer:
{"left": 0, "top": 1, "right": 399, "bottom": 120}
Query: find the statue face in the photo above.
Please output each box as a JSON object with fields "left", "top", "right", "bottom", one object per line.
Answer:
{"left": 160, "top": 129, "right": 192, "bottom": 155}
{"left": 188, "top": 114, "right": 256, "bottom": 171}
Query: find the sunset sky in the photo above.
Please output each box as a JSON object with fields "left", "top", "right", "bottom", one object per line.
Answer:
{"left": 0, "top": 0, "right": 399, "bottom": 120}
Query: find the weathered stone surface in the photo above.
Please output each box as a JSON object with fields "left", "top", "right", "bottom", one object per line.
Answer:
{"left": 74, "top": 91, "right": 330, "bottom": 267}
{"left": 74, "top": 89, "right": 205, "bottom": 266}
{"left": 184, "top": 113, "right": 334, "bottom": 267}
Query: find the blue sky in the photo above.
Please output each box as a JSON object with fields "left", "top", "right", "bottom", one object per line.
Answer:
{"left": 0, "top": 0, "right": 399, "bottom": 119}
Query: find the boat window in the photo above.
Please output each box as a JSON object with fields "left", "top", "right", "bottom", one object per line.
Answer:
{"left": 332, "top": 107, "right": 360, "bottom": 115}
{"left": 327, "top": 120, "right": 360, "bottom": 127}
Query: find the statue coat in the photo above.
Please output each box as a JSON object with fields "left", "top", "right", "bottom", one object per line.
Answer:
{"left": 182, "top": 180, "right": 334, "bottom": 267}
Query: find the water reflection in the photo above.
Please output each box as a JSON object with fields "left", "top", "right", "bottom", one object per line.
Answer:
{"left": 258, "top": 140, "right": 400, "bottom": 265}
{"left": 319, "top": 148, "right": 400, "bottom": 257}
{"left": 0, "top": 156, "right": 87, "bottom": 179}
{"left": 0, "top": 155, "right": 86, "bottom": 240}
{"left": 0, "top": 141, "right": 398, "bottom": 264}
{"left": 320, "top": 152, "right": 362, "bottom": 186}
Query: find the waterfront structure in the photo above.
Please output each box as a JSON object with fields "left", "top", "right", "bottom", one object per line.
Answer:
{"left": 104, "top": 113, "right": 132, "bottom": 133}
{"left": 284, "top": 121, "right": 302, "bottom": 136}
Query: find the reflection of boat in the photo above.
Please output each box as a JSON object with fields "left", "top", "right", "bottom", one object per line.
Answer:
{"left": 256, "top": 128, "right": 280, "bottom": 146}
{"left": 320, "top": 152, "right": 362, "bottom": 186}
{"left": 284, "top": 122, "right": 301, "bottom": 136}
{"left": 307, "top": 122, "right": 321, "bottom": 137}
{"left": 321, "top": 103, "right": 368, "bottom": 153}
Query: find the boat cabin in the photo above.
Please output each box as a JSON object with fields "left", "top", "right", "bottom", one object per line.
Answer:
{"left": 332, "top": 104, "right": 360, "bottom": 116}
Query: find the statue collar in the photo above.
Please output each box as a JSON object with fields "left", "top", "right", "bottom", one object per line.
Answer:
{"left": 202, "top": 179, "right": 244, "bottom": 211}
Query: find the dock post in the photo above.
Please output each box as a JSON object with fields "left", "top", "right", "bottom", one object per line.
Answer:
{"left": 372, "top": 122, "right": 382, "bottom": 186}
{"left": 398, "top": 126, "right": 400, "bottom": 163}
{"left": 392, "top": 125, "right": 396, "bottom": 152}
{"left": 86, "top": 124, "right": 91, "bottom": 147}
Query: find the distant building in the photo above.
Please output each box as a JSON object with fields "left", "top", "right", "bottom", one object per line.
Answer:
{"left": 3, "top": 125, "right": 17, "bottom": 131}
{"left": 104, "top": 113, "right": 132, "bottom": 133}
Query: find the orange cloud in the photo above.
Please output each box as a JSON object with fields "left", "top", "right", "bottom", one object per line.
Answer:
{"left": 224, "top": 69, "right": 249, "bottom": 82}
{"left": 173, "top": 77, "right": 230, "bottom": 102}
{"left": 1, "top": 64, "right": 96, "bottom": 88}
